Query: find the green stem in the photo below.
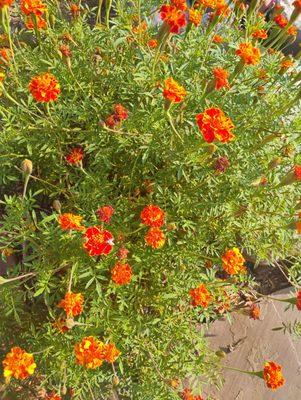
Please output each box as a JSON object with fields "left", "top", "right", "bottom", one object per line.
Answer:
{"left": 166, "top": 111, "right": 183, "bottom": 142}
{"left": 96, "top": 0, "right": 103, "bottom": 25}
{"left": 105, "top": 0, "right": 113, "bottom": 28}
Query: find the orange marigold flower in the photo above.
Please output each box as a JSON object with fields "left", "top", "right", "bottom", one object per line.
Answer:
{"left": 297, "top": 290, "right": 301, "bottom": 310}
{"left": 222, "top": 247, "right": 246, "bottom": 275}
{"left": 213, "top": 34, "right": 223, "bottom": 43}
{"left": 182, "top": 388, "right": 194, "bottom": 400}
{"left": 103, "top": 343, "right": 121, "bottom": 363}
{"left": 171, "top": 0, "right": 187, "bottom": 10}
{"left": 74, "top": 336, "right": 105, "bottom": 369}
{"left": 97, "top": 205, "right": 114, "bottom": 224}
{"left": 148, "top": 39, "right": 158, "bottom": 48}
{"left": 46, "top": 393, "right": 62, "bottom": 400}
{"left": 83, "top": 226, "right": 114, "bottom": 256}
{"left": 273, "top": 14, "right": 288, "bottom": 29}
{"left": 293, "top": 0, "right": 301, "bottom": 10}
{"left": 189, "top": 9, "right": 202, "bottom": 26}
{"left": 111, "top": 262, "right": 132, "bottom": 285}
{"left": 236, "top": 42, "right": 261, "bottom": 65}
{"left": 70, "top": 3, "right": 80, "bottom": 17}
{"left": 145, "top": 227, "right": 165, "bottom": 249}
{"left": 287, "top": 25, "right": 297, "bottom": 36}
{"left": 294, "top": 165, "right": 301, "bottom": 180}
{"left": 252, "top": 29, "right": 268, "bottom": 40}
{"left": 196, "top": 107, "right": 235, "bottom": 143}
{"left": 163, "top": 77, "right": 186, "bottom": 103}
{"left": 189, "top": 283, "right": 212, "bottom": 308}
{"left": 2, "top": 347, "right": 36, "bottom": 380}
{"left": 0, "top": 47, "right": 9, "bottom": 63}
{"left": 114, "top": 104, "right": 128, "bottom": 121}
{"left": 213, "top": 67, "right": 230, "bottom": 90}
{"left": 29, "top": 72, "right": 60, "bottom": 103}
{"left": 249, "top": 304, "right": 260, "bottom": 320}
{"left": 65, "top": 147, "right": 84, "bottom": 165}
{"left": 263, "top": 361, "right": 285, "bottom": 390}
{"left": 141, "top": 205, "right": 165, "bottom": 227}
{"left": 132, "top": 21, "right": 147, "bottom": 35}
{"left": 195, "top": 0, "right": 217, "bottom": 7}
{"left": 20, "top": 0, "right": 47, "bottom": 16}
{"left": 25, "top": 15, "right": 47, "bottom": 30}
{"left": 58, "top": 292, "right": 84, "bottom": 317}
{"left": 58, "top": 213, "right": 83, "bottom": 231}
{"left": 281, "top": 59, "right": 294, "bottom": 70}
{"left": 0, "top": 0, "right": 14, "bottom": 8}
{"left": 160, "top": 5, "right": 187, "bottom": 34}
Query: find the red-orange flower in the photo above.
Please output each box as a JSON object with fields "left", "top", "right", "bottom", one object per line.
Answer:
{"left": 249, "top": 304, "right": 260, "bottom": 320}
{"left": 297, "top": 290, "right": 301, "bottom": 310}
{"left": 293, "top": 0, "right": 301, "bottom": 10}
{"left": 20, "top": 0, "right": 47, "bottom": 16}
{"left": 287, "top": 25, "right": 297, "bottom": 36}
{"left": 70, "top": 3, "right": 80, "bottom": 17}
{"left": 280, "top": 59, "right": 294, "bottom": 70}
{"left": 46, "top": 393, "right": 62, "bottom": 400}
{"left": 103, "top": 343, "right": 121, "bottom": 363}
{"left": 97, "top": 205, "right": 114, "bottom": 224}
{"left": 252, "top": 29, "right": 268, "bottom": 40}
{"left": 148, "top": 39, "right": 158, "bottom": 48}
{"left": 65, "top": 147, "right": 84, "bottom": 165}
{"left": 58, "top": 292, "right": 84, "bottom": 317}
{"left": 236, "top": 42, "right": 261, "bottom": 65}
{"left": 58, "top": 213, "right": 83, "bottom": 231}
{"left": 213, "top": 67, "right": 230, "bottom": 90}
{"left": 163, "top": 77, "right": 187, "bottom": 103}
{"left": 145, "top": 227, "right": 165, "bottom": 249}
{"left": 263, "top": 361, "right": 285, "bottom": 390}
{"left": 213, "top": 34, "right": 223, "bottom": 43}
{"left": 160, "top": 5, "right": 187, "bottom": 34}
{"left": 189, "top": 9, "right": 202, "bottom": 26}
{"left": 189, "top": 283, "right": 212, "bottom": 308}
{"left": 0, "top": 0, "right": 14, "bottom": 8}
{"left": 25, "top": 15, "right": 47, "bottom": 30}
{"left": 29, "top": 73, "right": 60, "bottom": 103}
{"left": 2, "top": 347, "right": 36, "bottom": 380}
{"left": 181, "top": 388, "right": 204, "bottom": 400}
{"left": 171, "top": 0, "right": 187, "bottom": 10}
{"left": 273, "top": 14, "right": 288, "bottom": 29}
{"left": 222, "top": 247, "right": 246, "bottom": 275}
{"left": 74, "top": 336, "right": 106, "bottom": 369}
{"left": 141, "top": 205, "right": 165, "bottom": 227}
{"left": 83, "top": 226, "right": 114, "bottom": 256}
{"left": 114, "top": 104, "right": 128, "bottom": 121}
{"left": 0, "top": 48, "right": 9, "bottom": 63}
{"left": 196, "top": 107, "right": 235, "bottom": 143}
{"left": 111, "top": 262, "right": 132, "bottom": 285}
{"left": 294, "top": 165, "right": 301, "bottom": 180}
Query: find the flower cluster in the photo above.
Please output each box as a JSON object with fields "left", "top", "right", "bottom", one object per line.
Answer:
{"left": 2, "top": 347, "right": 36, "bottom": 381}
{"left": 105, "top": 104, "right": 129, "bottom": 128}
{"left": 141, "top": 205, "right": 166, "bottom": 249}
{"left": 160, "top": 4, "right": 187, "bottom": 34}
{"left": 20, "top": 0, "right": 47, "bottom": 30}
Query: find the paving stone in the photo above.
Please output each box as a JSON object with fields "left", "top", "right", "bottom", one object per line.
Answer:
{"left": 204, "top": 288, "right": 301, "bottom": 400}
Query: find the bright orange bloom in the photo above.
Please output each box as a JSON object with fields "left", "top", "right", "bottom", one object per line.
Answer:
{"left": 111, "top": 262, "right": 132, "bottom": 285}
{"left": 263, "top": 361, "right": 285, "bottom": 390}
{"left": 213, "top": 34, "right": 223, "bottom": 43}
{"left": 58, "top": 292, "right": 84, "bottom": 317}
{"left": 58, "top": 213, "right": 83, "bottom": 231}
{"left": 25, "top": 15, "right": 47, "bottom": 30}
{"left": 181, "top": 388, "right": 204, "bottom": 400}
{"left": 0, "top": 0, "right": 14, "bottom": 8}
{"left": 70, "top": 3, "right": 80, "bottom": 17}
{"left": 46, "top": 393, "right": 62, "bottom": 400}
{"left": 20, "top": 0, "right": 47, "bottom": 16}
{"left": 0, "top": 48, "right": 9, "bottom": 63}
{"left": 287, "top": 25, "right": 297, "bottom": 36}
{"left": 145, "top": 227, "right": 165, "bottom": 249}
{"left": 249, "top": 304, "right": 260, "bottom": 320}
{"left": 213, "top": 67, "right": 230, "bottom": 90}
{"left": 141, "top": 205, "right": 165, "bottom": 227}
{"left": 74, "top": 336, "right": 106, "bottom": 369}
{"left": 281, "top": 59, "right": 294, "bottom": 70}
{"left": 236, "top": 42, "right": 261, "bottom": 65}
{"left": 29, "top": 73, "right": 60, "bottom": 103}
{"left": 297, "top": 290, "right": 301, "bottom": 310}
{"left": 65, "top": 148, "right": 84, "bottom": 165}
{"left": 2, "top": 347, "right": 36, "bottom": 380}
{"left": 83, "top": 226, "right": 114, "bottom": 256}
{"left": 103, "top": 343, "right": 121, "bottom": 363}
{"left": 189, "top": 9, "right": 202, "bottom": 26}
{"left": 252, "top": 29, "right": 268, "bottom": 40}
{"left": 114, "top": 104, "right": 128, "bottom": 121}
{"left": 148, "top": 39, "right": 158, "bottom": 48}
{"left": 132, "top": 21, "right": 148, "bottom": 35}
{"left": 97, "top": 205, "right": 114, "bottom": 223}
{"left": 163, "top": 77, "right": 186, "bottom": 103}
{"left": 294, "top": 165, "right": 301, "bottom": 180}
{"left": 196, "top": 107, "right": 235, "bottom": 143}
{"left": 160, "top": 5, "right": 187, "bottom": 34}
{"left": 273, "top": 14, "right": 288, "bottom": 29}
{"left": 195, "top": 0, "right": 217, "bottom": 7}
{"left": 222, "top": 247, "right": 246, "bottom": 275}
{"left": 171, "top": 0, "right": 187, "bottom": 10}
{"left": 293, "top": 0, "right": 301, "bottom": 10}
{"left": 189, "top": 283, "right": 212, "bottom": 308}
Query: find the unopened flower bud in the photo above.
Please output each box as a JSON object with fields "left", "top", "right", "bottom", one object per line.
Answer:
{"left": 21, "top": 159, "right": 33, "bottom": 175}
{"left": 166, "top": 222, "right": 176, "bottom": 231}
{"left": 268, "top": 157, "right": 282, "bottom": 170}
{"left": 113, "top": 376, "right": 120, "bottom": 386}
{"left": 52, "top": 200, "right": 62, "bottom": 214}
{"left": 65, "top": 317, "right": 76, "bottom": 329}
{"left": 215, "top": 156, "right": 230, "bottom": 173}
{"left": 206, "top": 143, "right": 218, "bottom": 155}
